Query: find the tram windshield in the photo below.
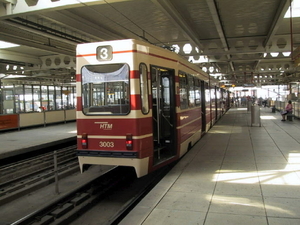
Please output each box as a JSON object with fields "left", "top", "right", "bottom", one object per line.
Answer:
{"left": 81, "top": 64, "right": 130, "bottom": 115}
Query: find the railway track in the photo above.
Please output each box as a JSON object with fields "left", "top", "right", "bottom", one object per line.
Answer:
{"left": 0, "top": 141, "right": 176, "bottom": 225}
{"left": 7, "top": 163, "right": 175, "bottom": 225}
{"left": 0, "top": 145, "right": 78, "bottom": 206}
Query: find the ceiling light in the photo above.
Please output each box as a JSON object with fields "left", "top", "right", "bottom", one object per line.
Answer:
{"left": 270, "top": 52, "right": 279, "bottom": 57}
{"left": 283, "top": 52, "right": 291, "bottom": 57}
{"left": 183, "top": 43, "right": 192, "bottom": 54}
{"left": 5, "top": 75, "right": 27, "bottom": 78}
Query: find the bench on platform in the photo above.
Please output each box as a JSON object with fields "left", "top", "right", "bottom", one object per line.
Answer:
{"left": 287, "top": 112, "right": 294, "bottom": 121}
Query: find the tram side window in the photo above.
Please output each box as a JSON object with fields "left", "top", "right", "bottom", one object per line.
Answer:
{"left": 179, "top": 72, "right": 188, "bottom": 109}
{"left": 205, "top": 82, "right": 211, "bottom": 103}
{"left": 81, "top": 64, "right": 130, "bottom": 115}
{"left": 139, "top": 63, "right": 149, "bottom": 114}
{"left": 194, "top": 78, "right": 201, "bottom": 106}
{"left": 188, "top": 75, "right": 195, "bottom": 108}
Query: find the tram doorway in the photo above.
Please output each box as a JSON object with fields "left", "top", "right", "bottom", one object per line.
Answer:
{"left": 151, "top": 66, "right": 176, "bottom": 165}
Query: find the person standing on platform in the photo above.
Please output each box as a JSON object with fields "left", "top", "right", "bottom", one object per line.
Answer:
{"left": 281, "top": 100, "right": 293, "bottom": 121}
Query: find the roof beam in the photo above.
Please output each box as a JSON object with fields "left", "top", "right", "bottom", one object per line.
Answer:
{"left": 205, "top": 0, "right": 228, "bottom": 52}
{"left": 205, "top": 0, "right": 234, "bottom": 72}
{"left": 151, "top": 0, "right": 203, "bottom": 48}
{"left": 0, "top": 49, "right": 41, "bottom": 64}
{"left": 41, "top": 11, "right": 123, "bottom": 41}
{"left": 1, "top": 19, "right": 79, "bottom": 45}
{"left": 263, "top": 0, "right": 290, "bottom": 48}
{"left": 0, "top": 0, "right": 108, "bottom": 18}
{"left": 0, "top": 31, "right": 75, "bottom": 56}
{"left": 0, "top": 0, "right": 16, "bottom": 3}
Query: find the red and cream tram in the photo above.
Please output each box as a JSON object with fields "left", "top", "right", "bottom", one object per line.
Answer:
{"left": 76, "top": 39, "right": 228, "bottom": 177}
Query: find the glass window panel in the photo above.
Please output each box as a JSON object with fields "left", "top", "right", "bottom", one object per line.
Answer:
{"left": 62, "top": 86, "right": 69, "bottom": 109}
{"left": 162, "top": 77, "right": 170, "bottom": 106}
{"left": 139, "top": 63, "right": 149, "bottom": 114}
{"left": 194, "top": 79, "right": 201, "bottom": 106}
{"left": 33, "top": 85, "right": 41, "bottom": 111}
{"left": 48, "top": 86, "right": 55, "bottom": 110}
{"left": 67, "top": 87, "right": 76, "bottom": 109}
{"left": 24, "top": 85, "right": 33, "bottom": 112}
{"left": 81, "top": 64, "right": 130, "bottom": 115}
{"left": 188, "top": 75, "right": 195, "bottom": 107}
{"left": 55, "top": 86, "right": 62, "bottom": 110}
{"left": 179, "top": 71, "right": 188, "bottom": 109}
{"left": 2, "top": 89, "right": 14, "bottom": 114}
{"left": 41, "top": 86, "right": 48, "bottom": 110}
{"left": 15, "top": 85, "right": 24, "bottom": 113}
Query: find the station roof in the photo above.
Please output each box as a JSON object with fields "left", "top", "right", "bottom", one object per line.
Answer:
{"left": 0, "top": 0, "right": 299, "bottom": 87}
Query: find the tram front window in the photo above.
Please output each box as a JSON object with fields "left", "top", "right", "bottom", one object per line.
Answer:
{"left": 81, "top": 64, "right": 130, "bottom": 115}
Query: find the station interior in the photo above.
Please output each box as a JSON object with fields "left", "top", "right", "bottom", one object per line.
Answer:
{"left": 1, "top": 1, "right": 300, "bottom": 225}
{"left": 1, "top": 0, "right": 300, "bottom": 120}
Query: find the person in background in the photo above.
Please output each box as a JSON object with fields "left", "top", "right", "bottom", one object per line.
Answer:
{"left": 281, "top": 100, "right": 293, "bottom": 121}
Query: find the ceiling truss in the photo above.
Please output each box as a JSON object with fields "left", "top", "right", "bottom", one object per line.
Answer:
{"left": 0, "top": 0, "right": 299, "bottom": 87}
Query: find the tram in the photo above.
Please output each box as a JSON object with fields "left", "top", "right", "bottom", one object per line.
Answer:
{"left": 76, "top": 39, "right": 229, "bottom": 177}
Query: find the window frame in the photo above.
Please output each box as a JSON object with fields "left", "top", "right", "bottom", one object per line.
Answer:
{"left": 139, "top": 63, "right": 150, "bottom": 114}
{"left": 81, "top": 63, "right": 130, "bottom": 116}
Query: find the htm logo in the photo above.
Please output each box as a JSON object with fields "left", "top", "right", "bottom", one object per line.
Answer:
{"left": 95, "top": 122, "right": 113, "bottom": 130}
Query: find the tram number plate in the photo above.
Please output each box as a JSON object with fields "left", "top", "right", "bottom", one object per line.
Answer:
{"left": 99, "top": 141, "right": 114, "bottom": 148}
{"left": 96, "top": 45, "right": 113, "bottom": 61}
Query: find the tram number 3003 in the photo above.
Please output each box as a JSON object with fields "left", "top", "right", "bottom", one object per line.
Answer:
{"left": 99, "top": 141, "right": 114, "bottom": 148}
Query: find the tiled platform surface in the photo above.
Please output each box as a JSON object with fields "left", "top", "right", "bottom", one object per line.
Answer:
{"left": 0, "top": 122, "right": 76, "bottom": 159}
{"left": 120, "top": 107, "right": 300, "bottom": 225}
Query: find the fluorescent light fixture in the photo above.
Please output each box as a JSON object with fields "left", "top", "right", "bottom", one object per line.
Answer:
{"left": 0, "top": 41, "right": 20, "bottom": 49}
{"left": 270, "top": 52, "right": 279, "bottom": 57}
{"left": 210, "top": 73, "right": 222, "bottom": 77}
{"left": 188, "top": 55, "right": 209, "bottom": 63}
{"left": 5, "top": 75, "right": 27, "bottom": 78}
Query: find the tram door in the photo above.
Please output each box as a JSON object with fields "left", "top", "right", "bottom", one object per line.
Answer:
{"left": 151, "top": 66, "right": 176, "bottom": 165}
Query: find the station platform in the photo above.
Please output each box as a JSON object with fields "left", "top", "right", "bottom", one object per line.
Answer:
{"left": 120, "top": 107, "right": 300, "bottom": 225}
{"left": 0, "top": 122, "right": 76, "bottom": 160}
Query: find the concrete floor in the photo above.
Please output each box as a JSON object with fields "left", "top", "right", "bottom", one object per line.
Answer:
{"left": 120, "top": 107, "right": 300, "bottom": 225}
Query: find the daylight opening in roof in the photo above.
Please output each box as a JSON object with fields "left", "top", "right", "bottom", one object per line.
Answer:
{"left": 285, "top": 0, "right": 300, "bottom": 18}
{"left": 0, "top": 41, "right": 20, "bottom": 49}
